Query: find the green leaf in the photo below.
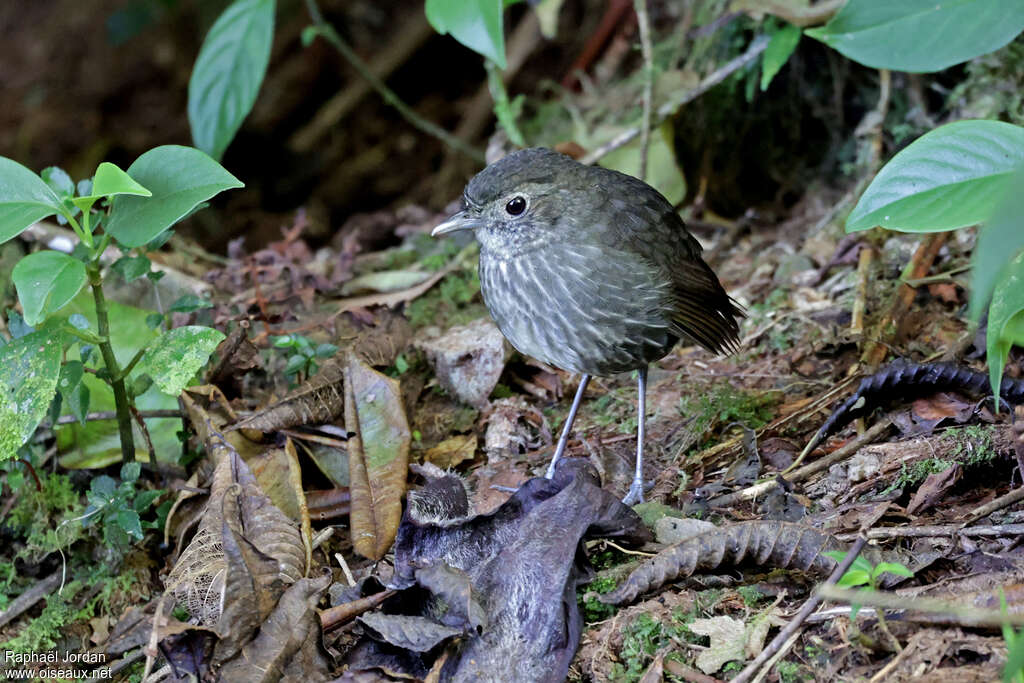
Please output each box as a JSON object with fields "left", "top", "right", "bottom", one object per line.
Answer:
{"left": 104, "top": 146, "right": 243, "bottom": 248}
{"left": 871, "top": 562, "right": 914, "bottom": 581}
{"left": 168, "top": 293, "right": 214, "bottom": 313}
{"left": 835, "top": 569, "right": 871, "bottom": 588}
{"left": 987, "top": 250, "right": 1024, "bottom": 411}
{"left": 90, "top": 474, "right": 117, "bottom": 500}
{"left": 0, "top": 157, "right": 63, "bottom": 243}
{"left": 761, "top": 23, "right": 800, "bottom": 91}
{"left": 0, "top": 329, "right": 63, "bottom": 460}
{"left": 970, "top": 165, "right": 1024, "bottom": 322}
{"left": 12, "top": 251, "right": 88, "bottom": 325}
{"left": 41, "top": 167, "right": 75, "bottom": 198}
{"left": 116, "top": 508, "right": 144, "bottom": 540}
{"left": 599, "top": 122, "right": 686, "bottom": 205}
{"left": 57, "top": 361, "right": 90, "bottom": 426}
{"left": 425, "top": 0, "right": 506, "bottom": 68}
{"left": 73, "top": 162, "right": 152, "bottom": 213}
{"left": 284, "top": 353, "right": 308, "bottom": 376}
{"left": 846, "top": 120, "right": 1024, "bottom": 233}
{"left": 133, "top": 489, "right": 162, "bottom": 513}
{"left": 135, "top": 325, "right": 226, "bottom": 396}
{"left": 805, "top": 0, "right": 1024, "bottom": 73}
{"left": 188, "top": 0, "right": 276, "bottom": 160}
{"left": 111, "top": 254, "right": 152, "bottom": 283}
{"left": 121, "top": 461, "right": 141, "bottom": 483}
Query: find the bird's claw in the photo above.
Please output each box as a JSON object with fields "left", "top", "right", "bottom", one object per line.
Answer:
{"left": 621, "top": 479, "right": 645, "bottom": 506}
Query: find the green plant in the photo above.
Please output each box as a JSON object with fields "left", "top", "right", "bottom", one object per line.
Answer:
{"left": 1001, "top": 591, "right": 1024, "bottom": 682}
{"left": 822, "top": 551, "right": 913, "bottom": 621}
{"left": 0, "top": 147, "right": 239, "bottom": 462}
{"left": 80, "top": 462, "right": 163, "bottom": 555}
{"left": 272, "top": 334, "right": 338, "bottom": 383}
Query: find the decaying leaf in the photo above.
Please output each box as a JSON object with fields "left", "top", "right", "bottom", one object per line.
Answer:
{"left": 423, "top": 433, "right": 477, "bottom": 468}
{"left": 689, "top": 615, "right": 746, "bottom": 674}
{"left": 600, "top": 521, "right": 845, "bottom": 605}
{"left": 344, "top": 351, "right": 411, "bottom": 560}
{"left": 348, "top": 459, "right": 651, "bottom": 681}
{"left": 230, "top": 356, "right": 345, "bottom": 432}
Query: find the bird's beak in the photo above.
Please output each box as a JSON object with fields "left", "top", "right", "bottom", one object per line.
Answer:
{"left": 432, "top": 209, "right": 483, "bottom": 236}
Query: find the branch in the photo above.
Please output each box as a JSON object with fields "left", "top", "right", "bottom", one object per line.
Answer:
{"left": 633, "top": 0, "right": 654, "bottom": 181}
{"left": 580, "top": 34, "right": 770, "bottom": 165}
{"left": 303, "top": 0, "right": 485, "bottom": 164}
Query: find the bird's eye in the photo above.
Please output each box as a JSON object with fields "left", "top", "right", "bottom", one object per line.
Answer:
{"left": 505, "top": 196, "right": 527, "bottom": 216}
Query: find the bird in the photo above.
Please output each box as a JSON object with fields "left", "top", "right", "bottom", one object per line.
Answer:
{"left": 432, "top": 147, "right": 742, "bottom": 504}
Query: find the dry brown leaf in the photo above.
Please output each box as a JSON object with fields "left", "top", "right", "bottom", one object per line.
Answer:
{"left": 344, "top": 351, "right": 411, "bottom": 560}
{"left": 230, "top": 357, "right": 346, "bottom": 432}
{"left": 423, "top": 434, "right": 477, "bottom": 469}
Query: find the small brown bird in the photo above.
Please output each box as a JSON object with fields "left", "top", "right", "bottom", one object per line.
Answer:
{"left": 433, "top": 148, "right": 742, "bottom": 503}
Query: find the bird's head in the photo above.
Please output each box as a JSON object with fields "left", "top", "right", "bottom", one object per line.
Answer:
{"left": 432, "top": 148, "right": 581, "bottom": 257}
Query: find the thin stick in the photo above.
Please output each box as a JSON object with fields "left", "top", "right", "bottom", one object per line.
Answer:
{"left": 850, "top": 246, "right": 873, "bottom": 336}
{"left": 816, "top": 585, "right": 1024, "bottom": 628}
{"left": 836, "top": 522, "right": 1024, "bottom": 542}
{"left": 709, "top": 418, "right": 892, "bottom": 507}
{"left": 633, "top": 0, "right": 654, "bottom": 181}
{"left": 960, "top": 485, "right": 1024, "bottom": 527}
{"left": 302, "top": 0, "right": 485, "bottom": 164}
{"left": 731, "top": 535, "right": 869, "bottom": 683}
{"left": 43, "top": 409, "right": 182, "bottom": 428}
{"left": 580, "top": 34, "right": 770, "bottom": 165}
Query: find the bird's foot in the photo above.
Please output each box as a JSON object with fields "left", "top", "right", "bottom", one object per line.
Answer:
{"left": 621, "top": 479, "right": 645, "bottom": 505}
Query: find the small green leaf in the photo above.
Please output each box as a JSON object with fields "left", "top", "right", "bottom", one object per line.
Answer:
{"left": 0, "top": 156, "right": 64, "bottom": 243}
{"left": 987, "top": 250, "right": 1024, "bottom": 411}
{"left": 761, "top": 23, "right": 800, "bottom": 91}
{"left": 58, "top": 361, "right": 91, "bottom": 426}
{"left": 168, "top": 293, "right": 214, "bottom": 313}
{"left": 12, "top": 251, "right": 88, "bottom": 325}
{"left": 0, "top": 329, "right": 62, "bottom": 460}
{"left": 145, "top": 313, "right": 164, "bottom": 330}
{"left": 836, "top": 569, "right": 871, "bottom": 588}
{"left": 315, "top": 343, "right": 338, "bottom": 358}
{"left": 188, "top": 0, "right": 276, "bottom": 160}
{"left": 425, "top": 0, "right": 506, "bottom": 68}
{"left": 121, "top": 461, "right": 141, "bottom": 482}
{"left": 116, "top": 508, "right": 144, "bottom": 540}
{"left": 846, "top": 120, "right": 1024, "bottom": 233}
{"left": 111, "top": 254, "right": 152, "bottom": 283}
{"left": 41, "top": 167, "right": 75, "bottom": 198}
{"left": 104, "top": 146, "right": 243, "bottom": 248}
{"left": 871, "top": 562, "right": 914, "bottom": 581}
{"left": 134, "top": 489, "right": 162, "bottom": 513}
{"left": 73, "top": 162, "right": 152, "bottom": 212}
{"left": 134, "top": 325, "right": 226, "bottom": 396}
{"left": 284, "top": 354, "right": 308, "bottom": 376}
{"left": 805, "top": 0, "right": 1024, "bottom": 73}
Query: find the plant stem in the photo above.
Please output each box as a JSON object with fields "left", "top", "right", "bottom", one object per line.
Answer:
{"left": 302, "top": 0, "right": 485, "bottom": 164}
{"left": 633, "top": 0, "right": 654, "bottom": 181}
{"left": 87, "top": 265, "right": 135, "bottom": 463}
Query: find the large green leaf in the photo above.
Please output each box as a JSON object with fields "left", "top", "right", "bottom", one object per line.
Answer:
{"left": 425, "top": 0, "right": 506, "bottom": 68}
{"left": 987, "top": 250, "right": 1024, "bottom": 411}
{"left": 135, "top": 325, "right": 225, "bottom": 396}
{"left": 970, "top": 165, "right": 1024, "bottom": 322}
{"left": 0, "top": 329, "right": 62, "bottom": 460}
{"left": 0, "top": 157, "right": 63, "bottom": 244}
{"left": 806, "top": 0, "right": 1024, "bottom": 73}
{"left": 12, "top": 251, "right": 88, "bottom": 325}
{"left": 846, "top": 120, "right": 1024, "bottom": 233}
{"left": 55, "top": 293, "right": 179, "bottom": 468}
{"left": 104, "top": 146, "right": 243, "bottom": 248}
{"left": 188, "top": 0, "right": 276, "bottom": 161}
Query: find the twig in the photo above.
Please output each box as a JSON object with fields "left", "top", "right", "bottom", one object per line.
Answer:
{"left": 131, "top": 404, "right": 157, "bottom": 460}
{"left": 289, "top": 12, "right": 435, "bottom": 153}
{"left": 850, "top": 246, "right": 873, "bottom": 336}
{"left": 733, "top": 0, "right": 844, "bottom": 27}
{"left": 836, "top": 521, "right": 1024, "bottom": 542}
{"left": 319, "top": 589, "right": 396, "bottom": 631}
{"left": 580, "top": 34, "right": 770, "bottom": 165}
{"left": 0, "top": 572, "right": 62, "bottom": 629}
{"left": 816, "top": 584, "right": 1024, "bottom": 628}
{"left": 709, "top": 418, "right": 892, "bottom": 507}
{"left": 731, "top": 535, "right": 869, "bottom": 683}
{"left": 960, "top": 485, "right": 1024, "bottom": 527}
{"left": 861, "top": 233, "right": 947, "bottom": 367}
{"left": 633, "top": 0, "right": 654, "bottom": 181}
{"left": 302, "top": 0, "right": 485, "bottom": 163}
{"left": 14, "top": 458, "right": 42, "bottom": 491}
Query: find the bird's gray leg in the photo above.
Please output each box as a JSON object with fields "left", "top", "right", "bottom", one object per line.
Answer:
{"left": 622, "top": 366, "right": 647, "bottom": 505}
{"left": 545, "top": 374, "right": 590, "bottom": 479}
